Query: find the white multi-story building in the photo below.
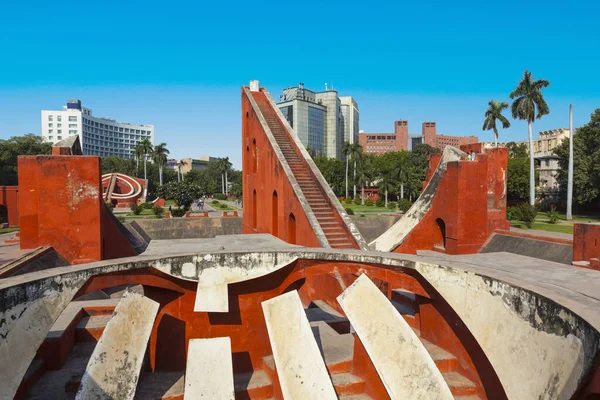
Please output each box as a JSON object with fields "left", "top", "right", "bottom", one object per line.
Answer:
{"left": 41, "top": 99, "right": 154, "bottom": 158}
{"left": 277, "top": 84, "right": 359, "bottom": 160}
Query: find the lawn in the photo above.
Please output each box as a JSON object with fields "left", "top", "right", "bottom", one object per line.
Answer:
{"left": 0, "top": 227, "right": 19, "bottom": 234}
{"left": 343, "top": 203, "right": 394, "bottom": 213}
{"left": 210, "top": 201, "right": 236, "bottom": 211}
{"left": 165, "top": 199, "right": 176, "bottom": 206}
{"left": 126, "top": 209, "right": 154, "bottom": 217}
{"left": 510, "top": 221, "right": 574, "bottom": 234}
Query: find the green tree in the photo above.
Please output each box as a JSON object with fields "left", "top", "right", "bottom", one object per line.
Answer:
{"left": 0, "top": 134, "right": 52, "bottom": 185}
{"left": 482, "top": 100, "right": 511, "bottom": 147}
{"left": 157, "top": 181, "right": 203, "bottom": 210}
{"left": 185, "top": 169, "right": 218, "bottom": 195}
{"left": 313, "top": 156, "right": 345, "bottom": 196}
{"left": 152, "top": 143, "right": 170, "bottom": 186}
{"left": 137, "top": 138, "right": 154, "bottom": 182}
{"left": 510, "top": 69, "right": 551, "bottom": 205}
{"left": 506, "top": 141, "right": 528, "bottom": 158}
{"left": 555, "top": 109, "right": 600, "bottom": 207}
{"left": 357, "top": 160, "right": 374, "bottom": 205}
{"left": 349, "top": 143, "right": 363, "bottom": 198}
{"left": 341, "top": 141, "right": 352, "bottom": 198}
{"left": 406, "top": 144, "right": 440, "bottom": 200}
{"left": 507, "top": 157, "right": 536, "bottom": 201}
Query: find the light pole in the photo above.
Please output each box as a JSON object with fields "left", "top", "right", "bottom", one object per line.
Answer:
{"left": 566, "top": 105, "right": 574, "bottom": 220}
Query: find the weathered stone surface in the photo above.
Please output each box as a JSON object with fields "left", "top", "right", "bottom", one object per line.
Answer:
{"left": 184, "top": 337, "right": 234, "bottom": 399}
{"left": 262, "top": 290, "right": 337, "bottom": 399}
{"left": 337, "top": 274, "right": 453, "bottom": 400}
{"left": 75, "top": 291, "right": 159, "bottom": 400}
{"left": 480, "top": 233, "right": 573, "bottom": 264}
{"left": 416, "top": 260, "right": 599, "bottom": 400}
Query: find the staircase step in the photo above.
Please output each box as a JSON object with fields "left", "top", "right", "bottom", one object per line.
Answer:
{"left": 421, "top": 339, "right": 458, "bottom": 372}
{"left": 331, "top": 372, "right": 365, "bottom": 395}
{"left": 76, "top": 315, "right": 112, "bottom": 341}
{"left": 442, "top": 372, "right": 478, "bottom": 396}
{"left": 309, "top": 321, "right": 354, "bottom": 374}
{"left": 233, "top": 369, "right": 273, "bottom": 399}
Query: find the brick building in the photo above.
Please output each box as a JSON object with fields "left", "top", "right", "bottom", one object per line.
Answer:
{"left": 360, "top": 120, "right": 478, "bottom": 155}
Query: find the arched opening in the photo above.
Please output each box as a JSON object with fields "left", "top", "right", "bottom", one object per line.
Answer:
{"left": 434, "top": 218, "right": 446, "bottom": 249}
{"left": 288, "top": 213, "right": 296, "bottom": 244}
{"left": 272, "top": 191, "right": 278, "bottom": 236}
{"left": 245, "top": 146, "right": 250, "bottom": 173}
{"left": 252, "top": 139, "right": 257, "bottom": 174}
{"left": 252, "top": 190, "right": 257, "bottom": 230}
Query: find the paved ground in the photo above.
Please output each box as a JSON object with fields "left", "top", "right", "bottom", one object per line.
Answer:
{"left": 0, "top": 232, "right": 32, "bottom": 268}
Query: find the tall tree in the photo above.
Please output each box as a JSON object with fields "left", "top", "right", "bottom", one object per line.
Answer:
{"left": 349, "top": 143, "right": 363, "bottom": 199}
{"left": 392, "top": 152, "right": 409, "bottom": 199}
{"left": 0, "top": 134, "right": 51, "bottom": 185}
{"left": 137, "top": 138, "right": 154, "bottom": 182}
{"left": 482, "top": 101, "right": 511, "bottom": 147}
{"left": 555, "top": 108, "right": 600, "bottom": 207}
{"left": 152, "top": 143, "right": 170, "bottom": 186}
{"left": 357, "top": 163, "right": 373, "bottom": 205}
{"left": 341, "top": 141, "right": 352, "bottom": 199}
{"left": 510, "top": 69, "right": 551, "bottom": 205}
{"left": 134, "top": 142, "right": 144, "bottom": 174}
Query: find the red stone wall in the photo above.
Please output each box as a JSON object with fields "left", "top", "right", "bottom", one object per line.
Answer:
{"left": 394, "top": 120, "right": 409, "bottom": 151}
{"left": 396, "top": 145, "right": 509, "bottom": 255}
{"left": 422, "top": 122, "right": 437, "bottom": 146}
{"left": 573, "top": 223, "right": 600, "bottom": 262}
{"left": 0, "top": 186, "right": 19, "bottom": 227}
{"left": 18, "top": 155, "right": 135, "bottom": 264}
{"left": 242, "top": 88, "right": 321, "bottom": 247}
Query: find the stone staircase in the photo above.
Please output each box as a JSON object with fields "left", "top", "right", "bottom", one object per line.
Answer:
{"left": 252, "top": 92, "right": 357, "bottom": 250}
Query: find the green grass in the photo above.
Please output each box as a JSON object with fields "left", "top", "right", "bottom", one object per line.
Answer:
{"left": 210, "top": 201, "right": 236, "bottom": 211}
{"left": 126, "top": 209, "right": 154, "bottom": 216}
{"left": 165, "top": 199, "right": 176, "bottom": 206}
{"left": 510, "top": 221, "right": 574, "bottom": 234}
{"left": 343, "top": 203, "right": 393, "bottom": 213}
{"left": 0, "top": 227, "right": 19, "bottom": 234}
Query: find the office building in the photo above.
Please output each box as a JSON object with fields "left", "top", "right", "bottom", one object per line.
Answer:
{"left": 360, "top": 119, "right": 478, "bottom": 155}
{"left": 277, "top": 84, "right": 358, "bottom": 159}
{"left": 41, "top": 100, "right": 154, "bottom": 158}
{"left": 175, "top": 156, "right": 220, "bottom": 174}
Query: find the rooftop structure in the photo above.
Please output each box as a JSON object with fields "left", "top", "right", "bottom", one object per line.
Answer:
{"left": 276, "top": 83, "right": 359, "bottom": 159}
{"left": 41, "top": 99, "right": 154, "bottom": 159}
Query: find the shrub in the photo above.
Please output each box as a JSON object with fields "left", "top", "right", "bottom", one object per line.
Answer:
{"left": 375, "top": 198, "right": 385, "bottom": 208}
{"left": 397, "top": 198, "right": 412, "bottom": 213}
{"left": 117, "top": 216, "right": 126, "bottom": 223}
{"left": 130, "top": 203, "right": 143, "bottom": 215}
{"left": 212, "top": 200, "right": 219, "bottom": 205}
{"left": 360, "top": 214, "right": 365, "bottom": 217}
{"left": 344, "top": 197, "right": 353, "bottom": 205}
{"left": 517, "top": 203, "right": 537, "bottom": 228}
{"left": 546, "top": 207, "right": 559, "bottom": 224}
{"left": 365, "top": 199, "right": 374, "bottom": 206}
{"left": 345, "top": 207, "right": 354, "bottom": 215}
{"left": 152, "top": 206, "right": 164, "bottom": 218}
{"left": 353, "top": 197, "right": 361, "bottom": 205}
{"left": 141, "top": 202, "right": 153, "bottom": 209}
{"left": 172, "top": 208, "right": 186, "bottom": 217}
{"left": 387, "top": 201, "right": 397, "bottom": 211}
{"left": 214, "top": 193, "right": 227, "bottom": 200}
{"left": 219, "top": 203, "right": 228, "bottom": 209}
{"left": 507, "top": 205, "right": 522, "bottom": 222}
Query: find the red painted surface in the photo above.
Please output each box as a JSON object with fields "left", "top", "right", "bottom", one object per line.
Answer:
{"left": 0, "top": 186, "right": 19, "bottom": 227}
{"left": 71, "top": 259, "right": 505, "bottom": 399}
{"left": 153, "top": 197, "right": 166, "bottom": 207}
{"left": 573, "top": 223, "right": 600, "bottom": 264}
{"left": 222, "top": 211, "right": 239, "bottom": 217}
{"left": 102, "top": 173, "right": 146, "bottom": 208}
{"left": 18, "top": 155, "right": 135, "bottom": 264}
{"left": 241, "top": 88, "right": 326, "bottom": 247}
{"left": 396, "top": 145, "right": 510, "bottom": 255}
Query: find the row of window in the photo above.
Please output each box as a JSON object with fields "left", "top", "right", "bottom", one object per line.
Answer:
{"left": 82, "top": 118, "right": 150, "bottom": 135}
{"left": 365, "top": 135, "right": 395, "bottom": 141}
{"left": 47, "top": 115, "right": 77, "bottom": 122}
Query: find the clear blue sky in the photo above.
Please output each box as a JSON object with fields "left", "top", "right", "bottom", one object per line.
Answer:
{"left": 1, "top": 0, "right": 599, "bottom": 169}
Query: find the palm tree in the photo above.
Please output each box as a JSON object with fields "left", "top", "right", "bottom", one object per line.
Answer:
{"left": 482, "top": 101, "right": 511, "bottom": 147}
{"left": 378, "top": 174, "right": 394, "bottom": 208}
{"left": 137, "top": 138, "right": 154, "bottom": 182}
{"left": 152, "top": 143, "right": 170, "bottom": 186}
{"left": 349, "top": 143, "right": 363, "bottom": 199}
{"left": 357, "top": 164, "right": 373, "bottom": 205}
{"left": 341, "top": 141, "right": 352, "bottom": 199}
{"left": 393, "top": 157, "right": 409, "bottom": 199}
{"left": 223, "top": 157, "right": 232, "bottom": 196}
{"left": 134, "top": 142, "right": 144, "bottom": 174}
{"left": 510, "top": 69, "right": 551, "bottom": 205}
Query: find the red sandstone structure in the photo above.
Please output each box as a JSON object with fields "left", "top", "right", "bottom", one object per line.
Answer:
{"left": 0, "top": 186, "right": 19, "bottom": 227}
{"left": 102, "top": 173, "right": 147, "bottom": 208}
{"left": 360, "top": 120, "right": 478, "bottom": 155}
{"left": 1, "top": 81, "right": 600, "bottom": 400}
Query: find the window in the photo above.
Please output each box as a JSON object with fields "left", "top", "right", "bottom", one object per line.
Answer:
{"left": 48, "top": 123, "right": 53, "bottom": 127}
{"left": 57, "top": 116, "right": 62, "bottom": 121}
{"left": 69, "top": 124, "right": 77, "bottom": 128}
{"left": 68, "top": 116, "right": 77, "bottom": 121}
{"left": 48, "top": 115, "right": 53, "bottom": 121}
{"left": 48, "top": 136, "right": 53, "bottom": 140}
{"left": 57, "top": 123, "right": 62, "bottom": 127}
{"left": 57, "top": 136, "right": 62, "bottom": 140}
{"left": 57, "top": 129, "right": 62, "bottom": 134}
{"left": 69, "top": 130, "right": 77, "bottom": 135}
{"left": 48, "top": 129, "right": 53, "bottom": 133}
